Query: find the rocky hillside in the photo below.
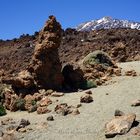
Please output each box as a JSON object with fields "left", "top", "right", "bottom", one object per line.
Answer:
{"left": 0, "top": 28, "right": 140, "bottom": 75}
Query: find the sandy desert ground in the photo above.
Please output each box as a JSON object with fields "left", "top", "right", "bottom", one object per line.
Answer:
{"left": 1, "top": 61, "right": 140, "bottom": 140}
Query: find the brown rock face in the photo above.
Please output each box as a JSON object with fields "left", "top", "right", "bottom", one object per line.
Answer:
{"left": 2, "top": 16, "right": 63, "bottom": 91}
{"left": 28, "top": 15, "right": 63, "bottom": 89}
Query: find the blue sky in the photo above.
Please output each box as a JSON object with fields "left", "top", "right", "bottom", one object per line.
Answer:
{"left": 0, "top": 0, "right": 139, "bottom": 40}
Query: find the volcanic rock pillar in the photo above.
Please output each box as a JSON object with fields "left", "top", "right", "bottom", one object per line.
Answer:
{"left": 28, "top": 16, "right": 64, "bottom": 89}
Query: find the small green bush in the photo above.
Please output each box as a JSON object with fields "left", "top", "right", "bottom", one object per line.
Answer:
{"left": 0, "top": 104, "right": 6, "bottom": 116}
{"left": 83, "top": 50, "right": 114, "bottom": 67}
{"left": 81, "top": 79, "right": 97, "bottom": 90}
{"left": 31, "top": 100, "right": 37, "bottom": 106}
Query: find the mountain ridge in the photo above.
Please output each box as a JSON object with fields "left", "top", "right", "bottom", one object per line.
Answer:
{"left": 76, "top": 17, "right": 140, "bottom": 31}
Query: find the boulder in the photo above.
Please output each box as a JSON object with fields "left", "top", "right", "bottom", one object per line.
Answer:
{"left": 105, "top": 113, "right": 136, "bottom": 138}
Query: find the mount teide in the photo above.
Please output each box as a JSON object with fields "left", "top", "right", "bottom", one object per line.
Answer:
{"left": 76, "top": 17, "right": 140, "bottom": 31}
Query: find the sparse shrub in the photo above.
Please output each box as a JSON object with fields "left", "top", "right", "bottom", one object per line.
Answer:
{"left": 31, "top": 100, "right": 37, "bottom": 106}
{"left": 81, "top": 79, "right": 97, "bottom": 89}
{"left": 0, "top": 103, "right": 6, "bottom": 116}
{"left": 83, "top": 50, "right": 114, "bottom": 67}
{"left": 16, "top": 99, "right": 26, "bottom": 111}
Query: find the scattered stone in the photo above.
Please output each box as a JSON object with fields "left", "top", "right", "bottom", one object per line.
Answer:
{"left": 76, "top": 104, "right": 82, "bottom": 108}
{"left": 37, "top": 106, "right": 51, "bottom": 114}
{"left": 47, "top": 115, "right": 54, "bottom": 121}
{"left": 33, "top": 92, "right": 43, "bottom": 101}
{"left": 130, "top": 127, "right": 140, "bottom": 136}
{"left": 51, "top": 92, "right": 64, "bottom": 97}
{"left": 85, "top": 90, "right": 92, "bottom": 95}
{"left": 39, "top": 97, "right": 52, "bottom": 107}
{"left": 125, "top": 70, "right": 137, "bottom": 76}
{"left": 55, "top": 103, "right": 80, "bottom": 116}
{"left": 113, "top": 68, "right": 122, "bottom": 76}
{"left": 54, "top": 103, "right": 80, "bottom": 116}
{"left": 80, "top": 94, "right": 93, "bottom": 103}
{"left": 18, "top": 128, "right": 27, "bottom": 133}
{"left": 55, "top": 103, "right": 68, "bottom": 115}
{"left": 114, "top": 110, "right": 125, "bottom": 116}
{"left": 61, "top": 108, "right": 69, "bottom": 116}
{"left": 72, "top": 108, "right": 80, "bottom": 115}
{"left": 105, "top": 113, "right": 136, "bottom": 138}
{"left": 131, "top": 99, "right": 140, "bottom": 107}
{"left": 17, "top": 119, "right": 30, "bottom": 130}
{"left": 1, "top": 118, "right": 14, "bottom": 125}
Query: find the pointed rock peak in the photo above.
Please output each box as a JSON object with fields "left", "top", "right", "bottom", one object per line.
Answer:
{"left": 43, "top": 15, "right": 61, "bottom": 33}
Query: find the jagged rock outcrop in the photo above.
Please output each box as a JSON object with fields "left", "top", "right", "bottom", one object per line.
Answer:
{"left": 2, "top": 16, "right": 63, "bottom": 92}
{"left": 28, "top": 15, "right": 63, "bottom": 89}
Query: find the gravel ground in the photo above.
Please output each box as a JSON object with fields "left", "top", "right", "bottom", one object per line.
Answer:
{"left": 1, "top": 61, "right": 140, "bottom": 140}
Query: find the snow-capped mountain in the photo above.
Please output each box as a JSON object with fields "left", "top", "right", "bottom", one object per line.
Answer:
{"left": 76, "top": 17, "right": 140, "bottom": 31}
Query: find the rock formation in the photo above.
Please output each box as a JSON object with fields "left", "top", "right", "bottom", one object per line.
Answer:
{"left": 2, "top": 16, "right": 63, "bottom": 92}
{"left": 28, "top": 15, "right": 63, "bottom": 89}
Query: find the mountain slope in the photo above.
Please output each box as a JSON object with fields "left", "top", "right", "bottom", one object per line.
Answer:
{"left": 76, "top": 17, "right": 140, "bottom": 31}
